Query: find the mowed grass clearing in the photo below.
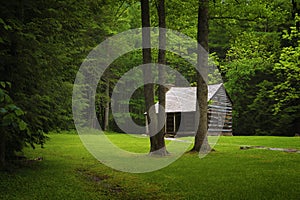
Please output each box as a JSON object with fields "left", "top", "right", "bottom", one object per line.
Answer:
{"left": 0, "top": 132, "right": 299, "bottom": 200}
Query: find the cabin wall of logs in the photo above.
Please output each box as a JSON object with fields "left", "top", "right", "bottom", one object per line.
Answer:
{"left": 164, "top": 86, "right": 233, "bottom": 136}
{"left": 207, "top": 87, "right": 233, "bottom": 136}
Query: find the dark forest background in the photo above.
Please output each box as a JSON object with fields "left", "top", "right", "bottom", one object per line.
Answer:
{"left": 1, "top": 0, "right": 299, "bottom": 161}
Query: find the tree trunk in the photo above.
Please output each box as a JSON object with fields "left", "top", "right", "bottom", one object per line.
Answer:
{"left": 104, "top": 80, "right": 109, "bottom": 131}
{"left": 141, "top": 0, "right": 159, "bottom": 153}
{"left": 191, "top": 0, "right": 211, "bottom": 153}
{"left": 157, "top": 0, "right": 168, "bottom": 155}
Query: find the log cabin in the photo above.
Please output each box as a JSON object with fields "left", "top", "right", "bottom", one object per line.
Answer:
{"left": 147, "top": 83, "right": 233, "bottom": 136}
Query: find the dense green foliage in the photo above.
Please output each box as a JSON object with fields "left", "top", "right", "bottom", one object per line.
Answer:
{"left": 0, "top": 0, "right": 136, "bottom": 161}
{"left": 0, "top": 82, "right": 45, "bottom": 167}
{"left": 0, "top": 133, "right": 299, "bottom": 199}
{"left": 0, "top": 0, "right": 299, "bottom": 162}
{"left": 221, "top": 13, "right": 300, "bottom": 136}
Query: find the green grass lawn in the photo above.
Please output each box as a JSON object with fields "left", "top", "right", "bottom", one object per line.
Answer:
{"left": 0, "top": 132, "right": 299, "bottom": 200}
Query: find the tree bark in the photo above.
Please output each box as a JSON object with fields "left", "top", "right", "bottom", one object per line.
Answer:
{"left": 104, "top": 80, "right": 109, "bottom": 131}
{"left": 140, "top": 0, "right": 159, "bottom": 153}
{"left": 191, "top": 0, "right": 211, "bottom": 153}
{"left": 157, "top": 0, "right": 168, "bottom": 155}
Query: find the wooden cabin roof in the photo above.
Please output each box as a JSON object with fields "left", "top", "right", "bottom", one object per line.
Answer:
{"left": 155, "top": 83, "right": 226, "bottom": 113}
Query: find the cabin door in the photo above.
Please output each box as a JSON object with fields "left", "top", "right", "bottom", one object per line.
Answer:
{"left": 166, "top": 113, "right": 181, "bottom": 134}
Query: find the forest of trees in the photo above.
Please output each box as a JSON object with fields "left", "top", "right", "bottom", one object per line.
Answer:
{"left": 1, "top": 0, "right": 299, "bottom": 164}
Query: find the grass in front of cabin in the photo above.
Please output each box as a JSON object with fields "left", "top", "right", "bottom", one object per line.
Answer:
{"left": 0, "top": 132, "right": 299, "bottom": 200}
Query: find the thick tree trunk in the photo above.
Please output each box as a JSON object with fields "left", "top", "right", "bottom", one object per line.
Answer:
{"left": 157, "top": 0, "right": 168, "bottom": 155}
{"left": 141, "top": 0, "right": 159, "bottom": 153}
{"left": 191, "top": 0, "right": 211, "bottom": 153}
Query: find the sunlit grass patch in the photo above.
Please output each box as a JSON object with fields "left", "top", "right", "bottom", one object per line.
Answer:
{"left": 0, "top": 133, "right": 299, "bottom": 199}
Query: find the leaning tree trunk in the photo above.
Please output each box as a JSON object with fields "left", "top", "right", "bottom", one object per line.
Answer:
{"left": 191, "top": 0, "right": 211, "bottom": 153}
{"left": 141, "top": 0, "right": 159, "bottom": 153}
{"left": 156, "top": 0, "right": 168, "bottom": 155}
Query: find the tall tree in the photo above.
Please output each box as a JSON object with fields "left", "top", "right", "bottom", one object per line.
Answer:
{"left": 140, "top": 0, "right": 159, "bottom": 154}
{"left": 191, "top": 0, "right": 211, "bottom": 152}
{"left": 157, "top": 0, "right": 168, "bottom": 155}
